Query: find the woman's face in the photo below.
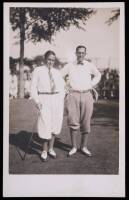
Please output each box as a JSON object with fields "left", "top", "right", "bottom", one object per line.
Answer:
{"left": 46, "top": 54, "right": 56, "bottom": 68}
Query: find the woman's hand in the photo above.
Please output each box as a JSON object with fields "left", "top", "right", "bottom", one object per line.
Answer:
{"left": 36, "top": 102, "right": 42, "bottom": 110}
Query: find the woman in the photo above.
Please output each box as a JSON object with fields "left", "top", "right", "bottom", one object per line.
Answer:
{"left": 31, "top": 50, "right": 65, "bottom": 161}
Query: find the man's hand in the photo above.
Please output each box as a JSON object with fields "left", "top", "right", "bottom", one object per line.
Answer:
{"left": 92, "top": 88, "right": 98, "bottom": 102}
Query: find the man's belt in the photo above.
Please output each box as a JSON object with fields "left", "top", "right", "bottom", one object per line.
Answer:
{"left": 69, "top": 89, "right": 91, "bottom": 93}
{"left": 38, "top": 91, "right": 59, "bottom": 95}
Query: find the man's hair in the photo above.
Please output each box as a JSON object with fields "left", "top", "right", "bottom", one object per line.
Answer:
{"left": 76, "top": 45, "right": 87, "bottom": 53}
{"left": 44, "top": 50, "right": 56, "bottom": 60}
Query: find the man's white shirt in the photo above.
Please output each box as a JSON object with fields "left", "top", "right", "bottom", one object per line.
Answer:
{"left": 61, "top": 60, "right": 101, "bottom": 91}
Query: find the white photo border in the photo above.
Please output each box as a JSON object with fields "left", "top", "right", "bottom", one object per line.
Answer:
{"left": 3, "top": 2, "right": 125, "bottom": 197}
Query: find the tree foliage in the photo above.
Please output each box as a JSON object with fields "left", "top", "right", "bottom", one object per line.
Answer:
{"left": 10, "top": 7, "right": 95, "bottom": 43}
{"left": 106, "top": 9, "right": 120, "bottom": 25}
{"left": 10, "top": 55, "right": 65, "bottom": 72}
{"left": 10, "top": 7, "right": 95, "bottom": 97}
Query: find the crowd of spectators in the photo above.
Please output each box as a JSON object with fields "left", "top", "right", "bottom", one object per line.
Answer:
{"left": 97, "top": 68, "right": 119, "bottom": 100}
{"left": 9, "top": 69, "right": 18, "bottom": 99}
{"left": 9, "top": 69, "right": 32, "bottom": 99}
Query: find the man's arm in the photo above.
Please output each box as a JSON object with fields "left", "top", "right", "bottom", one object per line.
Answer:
{"left": 90, "top": 63, "right": 101, "bottom": 88}
{"left": 90, "top": 63, "right": 101, "bottom": 102}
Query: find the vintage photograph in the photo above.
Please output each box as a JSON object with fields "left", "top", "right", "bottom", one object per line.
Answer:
{"left": 3, "top": 2, "right": 125, "bottom": 197}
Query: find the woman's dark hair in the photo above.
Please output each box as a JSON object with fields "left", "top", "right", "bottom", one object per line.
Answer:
{"left": 44, "top": 50, "right": 56, "bottom": 61}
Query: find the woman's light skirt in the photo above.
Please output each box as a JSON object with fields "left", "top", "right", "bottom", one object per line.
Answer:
{"left": 37, "top": 93, "right": 64, "bottom": 140}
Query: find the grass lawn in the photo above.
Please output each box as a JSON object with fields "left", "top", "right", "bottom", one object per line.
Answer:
{"left": 9, "top": 98, "right": 119, "bottom": 174}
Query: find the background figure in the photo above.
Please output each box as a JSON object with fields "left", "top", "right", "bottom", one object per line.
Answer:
{"left": 31, "top": 50, "right": 65, "bottom": 161}
{"left": 64, "top": 74, "right": 72, "bottom": 95}
{"left": 9, "top": 69, "right": 18, "bottom": 99}
{"left": 24, "top": 72, "right": 31, "bottom": 99}
{"left": 97, "top": 68, "right": 119, "bottom": 100}
{"left": 61, "top": 45, "right": 101, "bottom": 157}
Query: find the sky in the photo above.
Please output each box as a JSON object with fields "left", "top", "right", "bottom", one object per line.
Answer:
{"left": 10, "top": 8, "right": 120, "bottom": 69}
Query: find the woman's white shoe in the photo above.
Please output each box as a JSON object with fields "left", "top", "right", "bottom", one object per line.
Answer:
{"left": 49, "top": 149, "right": 56, "bottom": 158}
{"left": 68, "top": 147, "right": 77, "bottom": 156}
{"left": 41, "top": 151, "right": 47, "bottom": 161}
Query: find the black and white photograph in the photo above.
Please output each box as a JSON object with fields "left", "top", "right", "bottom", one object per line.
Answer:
{"left": 3, "top": 2, "right": 125, "bottom": 197}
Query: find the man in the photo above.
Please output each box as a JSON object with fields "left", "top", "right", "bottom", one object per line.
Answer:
{"left": 61, "top": 45, "right": 101, "bottom": 157}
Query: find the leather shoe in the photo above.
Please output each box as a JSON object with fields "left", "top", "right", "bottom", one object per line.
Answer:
{"left": 81, "top": 147, "right": 92, "bottom": 157}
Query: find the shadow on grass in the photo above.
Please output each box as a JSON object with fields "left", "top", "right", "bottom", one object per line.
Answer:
{"left": 9, "top": 131, "right": 71, "bottom": 159}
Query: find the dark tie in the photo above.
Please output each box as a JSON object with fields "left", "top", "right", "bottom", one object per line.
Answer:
{"left": 48, "top": 68, "right": 56, "bottom": 92}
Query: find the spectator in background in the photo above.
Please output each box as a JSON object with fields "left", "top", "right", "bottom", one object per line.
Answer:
{"left": 24, "top": 72, "right": 31, "bottom": 99}
{"left": 108, "top": 72, "right": 115, "bottom": 99}
{"left": 98, "top": 68, "right": 119, "bottom": 100}
{"left": 115, "top": 74, "right": 119, "bottom": 99}
{"left": 64, "top": 74, "right": 71, "bottom": 95}
{"left": 9, "top": 69, "right": 18, "bottom": 99}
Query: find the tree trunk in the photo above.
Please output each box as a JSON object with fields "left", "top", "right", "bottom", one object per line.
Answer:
{"left": 18, "top": 8, "right": 25, "bottom": 98}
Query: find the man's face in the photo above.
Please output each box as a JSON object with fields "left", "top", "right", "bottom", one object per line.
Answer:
{"left": 46, "top": 54, "right": 56, "bottom": 68}
{"left": 76, "top": 47, "right": 86, "bottom": 62}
